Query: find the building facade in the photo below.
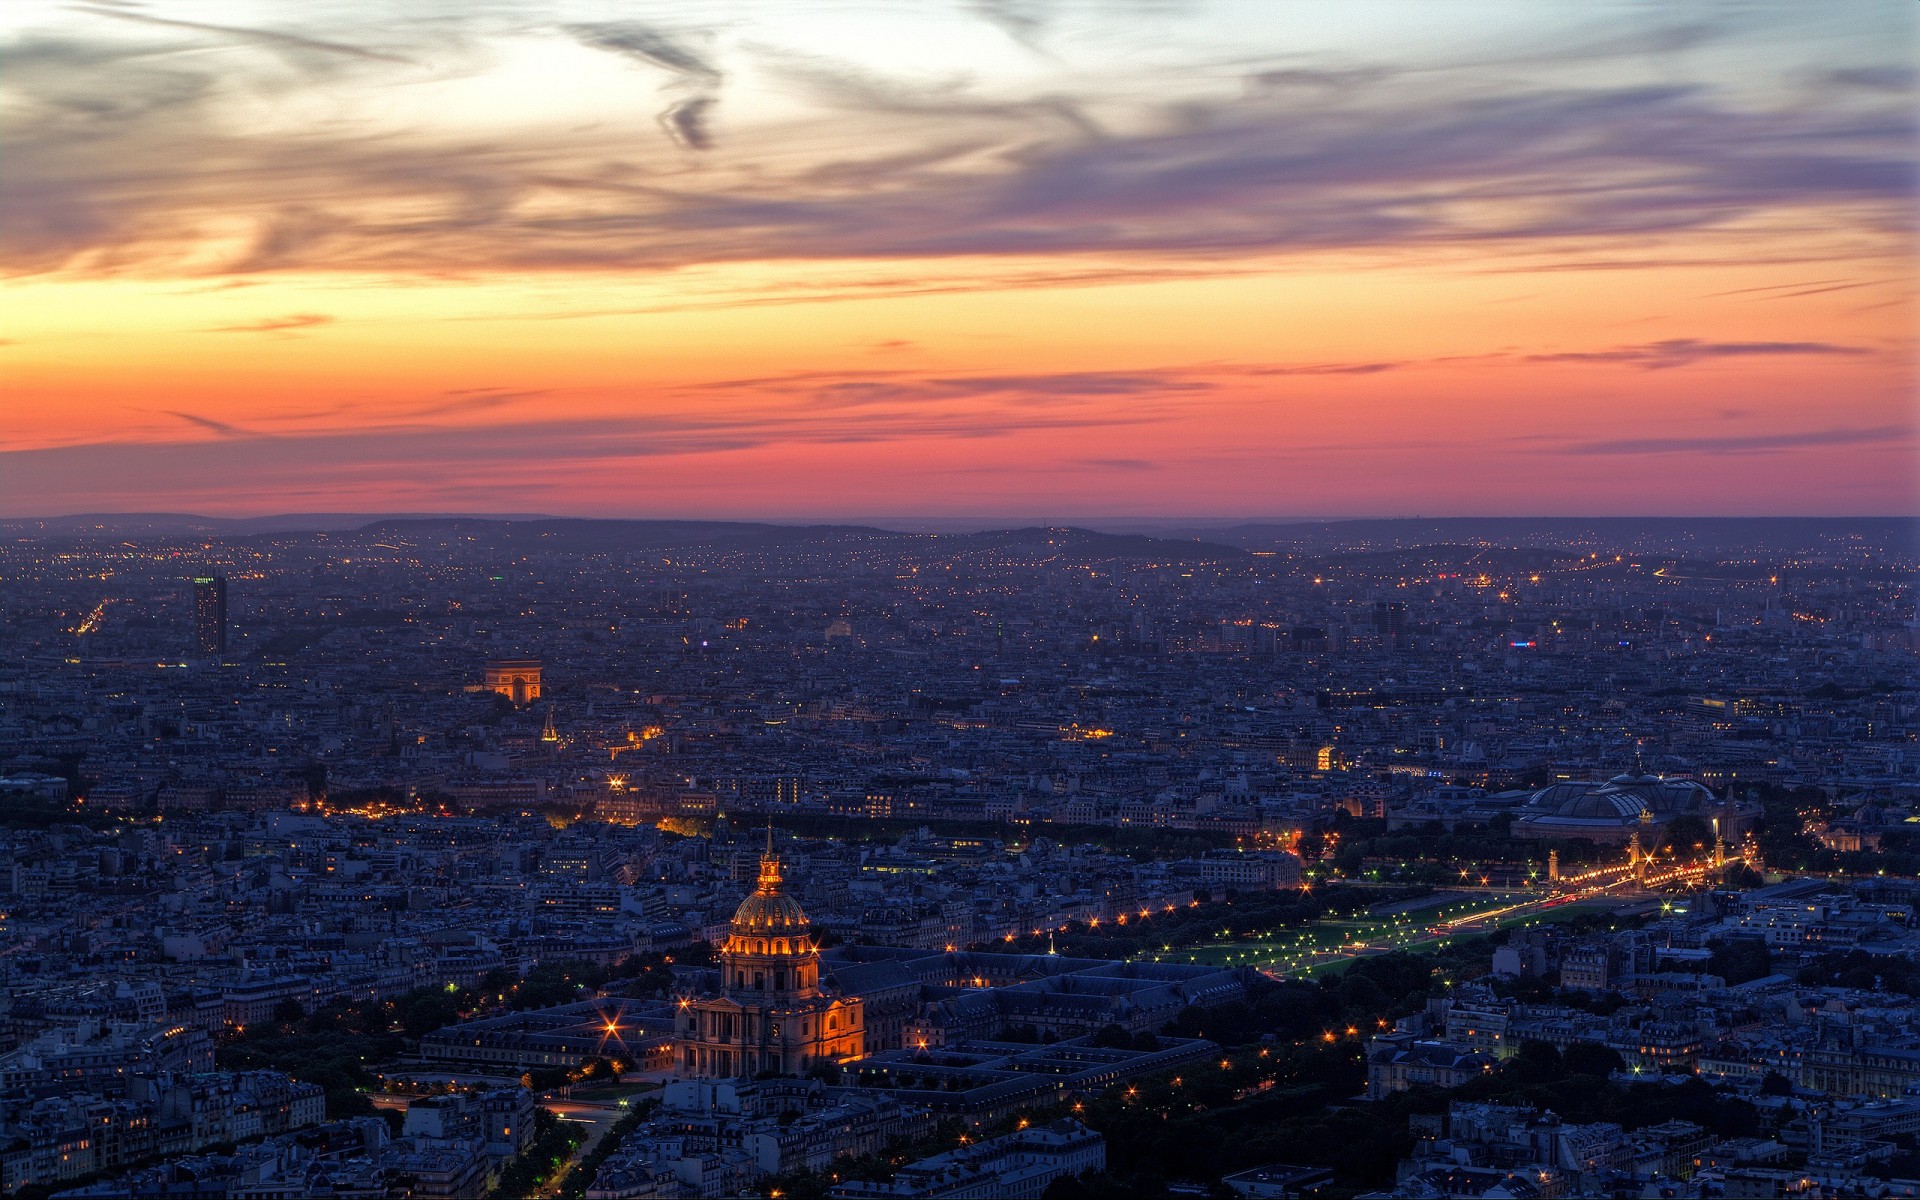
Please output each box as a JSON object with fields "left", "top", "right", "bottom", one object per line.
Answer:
{"left": 192, "top": 576, "right": 227, "bottom": 657}
{"left": 675, "top": 848, "right": 864, "bottom": 1077}
{"left": 483, "top": 659, "right": 543, "bottom": 705}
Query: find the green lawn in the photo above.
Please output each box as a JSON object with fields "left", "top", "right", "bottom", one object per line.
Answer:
{"left": 1136, "top": 891, "right": 1581, "bottom": 976}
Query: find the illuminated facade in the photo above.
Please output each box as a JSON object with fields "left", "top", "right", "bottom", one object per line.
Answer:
{"left": 1510, "top": 773, "right": 1755, "bottom": 846}
{"left": 675, "top": 846, "right": 863, "bottom": 1078}
{"left": 484, "top": 658, "right": 543, "bottom": 705}
{"left": 192, "top": 575, "right": 227, "bottom": 657}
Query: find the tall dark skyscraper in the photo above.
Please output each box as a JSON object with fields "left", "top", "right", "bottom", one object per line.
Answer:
{"left": 193, "top": 575, "right": 227, "bottom": 657}
{"left": 1373, "top": 600, "right": 1407, "bottom": 639}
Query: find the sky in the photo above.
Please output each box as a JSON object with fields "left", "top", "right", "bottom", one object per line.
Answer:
{"left": 2, "top": 0, "right": 1915, "bottom": 520}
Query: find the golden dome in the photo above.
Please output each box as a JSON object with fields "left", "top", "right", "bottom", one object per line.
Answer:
{"left": 730, "top": 853, "right": 810, "bottom": 932}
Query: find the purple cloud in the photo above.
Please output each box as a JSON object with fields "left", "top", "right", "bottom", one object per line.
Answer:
{"left": 688, "top": 367, "right": 1216, "bottom": 409}
{"left": 1564, "top": 425, "right": 1908, "bottom": 455}
{"left": 1525, "top": 338, "right": 1870, "bottom": 369}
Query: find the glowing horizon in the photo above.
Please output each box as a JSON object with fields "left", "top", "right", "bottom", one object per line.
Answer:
{"left": 3, "top": 1, "right": 1914, "bottom": 518}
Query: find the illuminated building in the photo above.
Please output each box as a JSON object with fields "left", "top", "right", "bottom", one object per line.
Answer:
{"left": 675, "top": 840, "right": 864, "bottom": 1077}
{"left": 1509, "top": 772, "right": 1755, "bottom": 846}
{"left": 1366, "top": 1038, "right": 1498, "bottom": 1099}
{"left": 192, "top": 575, "right": 227, "bottom": 657}
{"left": 484, "top": 658, "right": 543, "bottom": 705}
{"left": 420, "top": 998, "right": 676, "bottom": 1072}
{"left": 597, "top": 781, "right": 663, "bottom": 825}
{"left": 1559, "top": 943, "right": 1620, "bottom": 994}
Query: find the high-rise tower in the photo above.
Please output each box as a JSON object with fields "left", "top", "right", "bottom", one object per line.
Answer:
{"left": 192, "top": 576, "right": 227, "bottom": 657}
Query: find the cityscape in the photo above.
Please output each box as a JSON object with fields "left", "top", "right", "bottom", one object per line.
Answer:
{"left": 3, "top": 0, "right": 1916, "bottom": 1198}
{"left": 0, "top": 514, "right": 1916, "bottom": 1199}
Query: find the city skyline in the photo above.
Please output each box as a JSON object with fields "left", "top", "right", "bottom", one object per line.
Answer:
{"left": 4, "top": 7, "right": 1916, "bottom": 1185}
{"left": 5, "top": 1, "right": 1915, "bottom": 518}
{"left": 3, "top": 509, "right": 1916, "bottom": 1198}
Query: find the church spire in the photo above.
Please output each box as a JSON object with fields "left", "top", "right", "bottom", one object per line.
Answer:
{"left": 757, "top": 823, "right": 782, "bottom": 893}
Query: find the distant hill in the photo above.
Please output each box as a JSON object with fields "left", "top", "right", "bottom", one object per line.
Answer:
{"left": 351, "top": 517, "right": 1247, "bottom": 561}
{"left": 1163, "top": 517, "right": 1918, "bottom": 557}
{"left": 6, "top": 512, "right": 1909, "bottom": 559}
{"left": 4, "top": 511, "right": 1245, "bottom": 562}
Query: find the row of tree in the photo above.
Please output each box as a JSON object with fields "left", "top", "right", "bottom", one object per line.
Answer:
{"left": 217, "top": 945, "right": 714, "bottom": 1117}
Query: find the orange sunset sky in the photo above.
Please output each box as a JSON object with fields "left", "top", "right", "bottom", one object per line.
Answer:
{"left": 2, "top": 1, "right": 1915, "bottom": 518}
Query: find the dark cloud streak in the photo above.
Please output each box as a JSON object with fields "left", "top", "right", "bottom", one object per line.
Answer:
{"left": 660, "top": 96, "right": 716, "bottom": 151}
{"left": 1526, "top": 338, "right": 1869, "bottom": 369}
{"left": 160, "top": 411, "right": 251, "bottom": 437}
{"left": 1563, "top": 425, "right": 1908, "bottom": 456}
{"left": 566, "top": 23, "right": 722, "bottom": 150}
{"left": 73, "top": 5, "right": 412, "bottom": 64}
{"left": 403, "top": 389, "right": 549, "bottom": 417}
{"left": 2, "top": 406, "right": 1162, "bottom": 502}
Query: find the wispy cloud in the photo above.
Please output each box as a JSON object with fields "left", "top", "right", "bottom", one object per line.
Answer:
{"left": 205, "top": 313, "right": 334, "bottom": 334}
{"left": 33, "top": 362, "right": 1237, "bottom": 468}
{"left": 160, "top": 410, "right": 251, "bottom": 437}
{"left": 658, "top": 96, "right": 717, "bottom": 151}
{"left": 566, "top": 23, "right": 722, "bottom": 150}
{"left": 1526, "top": 338, "right": 1870, "bottom": 369}
{"left": 967, "top": 0, "right": 1053, "bottom": 53}
{"left": 2, "top": 402, "right": 1161, "bottom": 499}
{"left": 685, "top": 367, "right": 1216, "bottom": 409}
{"left": 73, "top": 5, "right": 413, "bottom": 65}
{"left": 1238, "top": 361, "right": 1404, "bottom": 376}
{"left": 3, "top": 8, "right": 1910, "bottom": 277}
{"left": 1, "top": 4, "right": 1910, "bottom": 519}
{"left": 1564, "top": 425, "right": 1908, "bottom": 456}
{"left": 478, "top": 265, "right": 1256, "bottom": 323}
{"left": 404, "top": 388, "right": 549, "bottom": 417}
{"left": 566, "top": 23, "right": 718, "bottom": 80}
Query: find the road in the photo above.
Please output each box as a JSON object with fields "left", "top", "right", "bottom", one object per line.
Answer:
{"left": 530, "top": 1093, "right": 643, "bottom": 1198}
